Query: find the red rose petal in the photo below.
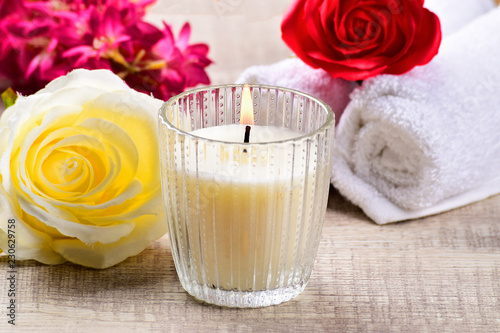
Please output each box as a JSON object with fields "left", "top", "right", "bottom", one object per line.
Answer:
{"left": 281, "top": 0, "right": 441, "bottom": 80}
{"left": 385, "top": 8, "right": 441, "bottom": 74}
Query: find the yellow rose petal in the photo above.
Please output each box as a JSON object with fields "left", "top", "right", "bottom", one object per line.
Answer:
{"left": 83, "top": 187, "right": 162, "bottom": 223}
{"left": 19, "top": 127, "right": 108, "bottom": 201}
{"left": 52, "top": 179, "right": 143, "bottom": 216}
{"left": 74, "top": 117, "right": 139, "bottom": 204}
{"left": 79, "top": 92, "right": 160, "bottom": 193}
{"left": 38, "top": 69, "right": 129, "bottom": 94}
{"left": 52, "top": 213, "right": 166, "bottom": 269}
{"left": 0, "top": 185, "right": 65, "bottom": 264}
{"left": 17, "top": 194, "right": 135, "bottom": 244}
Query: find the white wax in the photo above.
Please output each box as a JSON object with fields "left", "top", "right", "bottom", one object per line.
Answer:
{"left": 173, "top": 124, "right": 317, "bottom": 292}
{"left": 190, "top": 124, "right": 302, "bottom": 143}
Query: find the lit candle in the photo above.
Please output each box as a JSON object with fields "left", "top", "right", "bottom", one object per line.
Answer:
{"left": 184, "top": 85, "right": 306, "bottom": 292}
{"left": 190, "top": 85, "right": 303, "bottom": 144}
{"left": 160, "top": 84, "right": 334, "bottom": 307}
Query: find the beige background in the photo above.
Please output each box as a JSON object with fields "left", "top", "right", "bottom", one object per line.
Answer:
{"left": 146, "top": 0, "right": 295, "bottom": 84}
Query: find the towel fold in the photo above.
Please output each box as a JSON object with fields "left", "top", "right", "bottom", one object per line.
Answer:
{"left": 236, "top": 57, "right": 358, "bottom": 124}
{"left": 331, "top": 7, "right": 500, "bottom": 224}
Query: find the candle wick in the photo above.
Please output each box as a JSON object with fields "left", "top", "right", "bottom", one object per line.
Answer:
{"left": 244, "top": 125, "right": 251, "bottom": 143}
{"left": 243, "top": 125, "right": 251, "bottom": 153}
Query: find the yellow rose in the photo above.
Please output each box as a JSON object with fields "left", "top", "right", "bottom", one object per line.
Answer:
{"left": 0, "top": 69, "right": 166, "bottom": 268}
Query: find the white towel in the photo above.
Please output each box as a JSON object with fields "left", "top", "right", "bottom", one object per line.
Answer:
{"left": 331, "top": 7, "right": 500, "bottom": 224}
{"left": 236, "top": 57, "right": 358, "bottom": 125}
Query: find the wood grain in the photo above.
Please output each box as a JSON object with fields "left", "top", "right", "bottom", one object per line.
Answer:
{"left": 1, "top": 188, "right": 499, "bottom": 332}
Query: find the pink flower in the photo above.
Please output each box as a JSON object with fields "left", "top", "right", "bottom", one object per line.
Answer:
{"left": 63, "top": 5, "right": 133, "bottom": 66}
{"left": 175, "top": 23, "right": 211, "bottom": 88}
{"left": 0, "top": 0, "right": 212, "bottom": 98}
{"left": 0, "top": 1, "right": 76, "bottom": 94}
{"left": 123, "top": 22, "right": 212, "bottom": 100}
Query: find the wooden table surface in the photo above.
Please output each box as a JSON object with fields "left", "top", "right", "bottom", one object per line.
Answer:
{"left": 1, "top": 187, "right": 499, "bottom": 333}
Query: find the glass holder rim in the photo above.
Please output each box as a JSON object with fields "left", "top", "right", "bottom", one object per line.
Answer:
{"left": 158, "top": 83, "right": 335, "bottom": 147}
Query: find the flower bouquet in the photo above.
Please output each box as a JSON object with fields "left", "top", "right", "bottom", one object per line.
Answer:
{"left": 0, "top": 0, "right": 212, "bottom": 268}
{"left": 0, "top": 0, "right": 212, "bottom": 100}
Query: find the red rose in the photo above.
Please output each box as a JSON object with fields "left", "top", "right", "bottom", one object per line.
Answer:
{"left": 281, "top": 0, "right": 441, "bottom": 80}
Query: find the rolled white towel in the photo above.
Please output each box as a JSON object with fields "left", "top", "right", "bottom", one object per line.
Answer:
{"left": 331, "top": 7, "right": 500, "bottom": 224}
{"left": 236, "top": 57, "right": 358, "bottom": 125}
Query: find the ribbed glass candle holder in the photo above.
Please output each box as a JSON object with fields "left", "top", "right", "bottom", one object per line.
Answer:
{"left": 159, "top": 85, "right": 334, "bottom": 308}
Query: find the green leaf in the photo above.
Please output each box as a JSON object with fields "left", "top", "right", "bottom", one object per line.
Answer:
{"left": 1, "top": 88, "right": 18, "bottom": 109}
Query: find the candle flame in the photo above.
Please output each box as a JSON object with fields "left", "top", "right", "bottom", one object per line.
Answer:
{"left": 240, "top": 84, "right": 254, "bottom": 125}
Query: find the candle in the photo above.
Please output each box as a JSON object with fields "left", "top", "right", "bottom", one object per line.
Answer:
{"left": 190, "top": 124, "right": 302, "bottom": 143}
{"left": 173, "top": 162, "right": 315, "bottom": 292}
{"left": 190, "top": 85, "right": 302, "bottom": 144}
{"left": 175, "top": 86, "right": 309, "bottom": 292}
{"left": 160, "top": 84, "right": 335, "bottom": 307}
